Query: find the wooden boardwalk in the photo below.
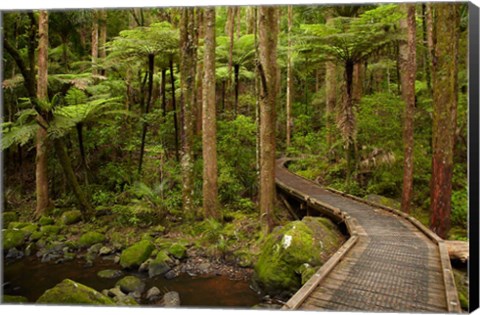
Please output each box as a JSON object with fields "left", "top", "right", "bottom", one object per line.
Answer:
{"left": 275, "top": 159, "right": 461, "bottom": 313}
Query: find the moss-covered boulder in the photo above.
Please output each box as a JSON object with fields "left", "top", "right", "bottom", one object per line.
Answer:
{"left": 254, "top": 217, "right": 342, "bottom": 296}
{"left": 3, "top": 295, "right": 29, "bottom": 303}
{"left": 97, "top": 269, "right": 124, "bottom": 279}
{"left": 168, "top": 243, "right": 187, "bottom": 259}
{"left": 60, "top": 210, "right": 82, "bottom": 225}
{"left": 40, "top": 225, "right": 62, "bottom": 236}
{"left": 2, "top": 212, "right": 18, "bottom": 227}
{"left": 3, "top": 229, "right": 29, "bottom": 251}
{"left": 78, "top": 231, "right": 106, "bottom": 248}
{"left": 148, "top": 251, "right": 173, "bottom": 278}
{"left": 38, "top": 216, "right": 55, "bottom": 226}
{"left": 36, "top": 279, "right": 114, "bottom": 305}
{"left": 8, "top": 222, "right": 30, "bottom": 229}
{"left": 115, "top": 276, "right": 145, "bottom": 294}
{"left": 119, "top": 240, "right": 154, "bottom": 269}
{"left": 20, "top": 223, "right": 38, "bottom": 238}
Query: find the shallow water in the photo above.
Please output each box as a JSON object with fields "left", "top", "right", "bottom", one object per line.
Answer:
{"left": 2, "top": 257, "right": 262, "bottom": 308}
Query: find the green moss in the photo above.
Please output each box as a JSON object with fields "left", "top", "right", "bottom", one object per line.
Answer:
{"left": 60, "top": 210, "right": 82, "bottom": 225}
{"left": 8, "top": 222, "right": 29, "bottom": 229}
{"left": 36, "top": 279, "right": 114, "bottom": 305}
{"left": 2, "top": 212, "right": 18, "bottom": 227}
{"left": 297, "top": 263, "right": 317, "bottom": 285}
{"left": 119, "top": 240, "right": 154, "bottom": 269}
{"left": 453, "top": 269, "right": 468, "bottom": 310}
{"left": 254, "top": 217, "right": 342, "bottom": 295}
{"left": 168, "top": 243, "right": 187, "bottom": 259}
{"left": 38, "top": 216, "right": 55, "bottom": 226}
{"left": 3, "top": 295, "right": 29, "bottom": 303}
{"left": 97, "top": 269, "right": 123, "bottom": 279}
{"left": 3, "top": 229, "right": 28, "bottom": 250}
{"left": 20, "top": 223, "right": 38, "bottom": 237}
{"left": 115, "top": 276, "right": 145, "bottom": 293}
{"left": 78, "top": 231, "right": 106, "bottom": 248}
{"left": 40, "top": 225, "right": 62, "bottom": 236}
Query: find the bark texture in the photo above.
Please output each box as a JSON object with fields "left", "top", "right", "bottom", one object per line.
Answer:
{"left": 429, "top": 4, "right": 460, "bottom": 239}
{"left": 399, "top": 4, "right": 416, "bottom": 214}
{"left": 91, "top": 10, "right": 99, "bottom": 76}
{"left": 202, "top": 8, "right": 219, "bottom": 219}
{"left": 258, "top": 6, "right": 279, "bottom": 233}
{"left": 35, "top": 10, "right": 50, "bottom": 218}
{"left": 180, "top": 8, "right": 197, "bottom": 217}
{"left": 285, "top": 5, "right": 293, "bottom": 150}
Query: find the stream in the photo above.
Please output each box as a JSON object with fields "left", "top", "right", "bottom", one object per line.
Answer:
{"left": 2, "top": 257, "right": 263, "bottom": 308}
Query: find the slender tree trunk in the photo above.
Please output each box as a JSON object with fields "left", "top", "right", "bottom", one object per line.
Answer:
{"left": 340, "top": 60, "right": 356, "bottom": 186}
{"left": 76, "top": 123, "right": 89, "bottom": 186}
{"left": 399, "top": 4, "right": 417, "bottom": 214}
{"left": 202, "top": 8, "right": 219, "bottom": 219}
{"left": 422, "top": 4, "right": 432, "bottom": 94}
{"left": 180, "top": 8, "right": 197, "bottom": 217}
{"left": 91, "top": 10, "right": 99, "bottom": 76}
{"left": 285, "top": 5, "right": 293, "bottom": 150}
{"left": 258, "top": 6, "right": 279, "bottom": 233}
{"left": 325, "top": 59, "right": 337, "bottom": 152}
{"left": 227, "top": 7, "right": 236, "bottom": 113}
{"left": 430, "top": 4, "right": 460, "bottom": 239}
{"left": 98, "top": 9, "right": 107, "bottom": 76}
{"left": 54, "top": 138, "right": 93, "bottom": 216}
{"left": 195, "top": 9, "right": 204, "bottom": 135}
{"left": 234, "top": 64, "right": 240, "bottom": 117}
{"left": 161, "top": 68, "right": 167, "bottom": 117}
{"left": 35, "top": 10, "right": 50, "bottom": 218}
{"left": 170, "top": 57, "right": 180, "bottom": 162}
{"left": 138, "top": 53, "right": 155, "bottom": 174}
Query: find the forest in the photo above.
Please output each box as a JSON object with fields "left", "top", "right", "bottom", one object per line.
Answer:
{"left": 1, "top": 3, "right": 470, "bottom": 310}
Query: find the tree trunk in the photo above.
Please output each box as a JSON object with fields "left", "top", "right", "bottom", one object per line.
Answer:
{"left": 202, "top": 8, "right": 219, "bottom": 220}
{"left": 76, "top": 123, "right": 89, "bottom": 186}
{"left": 399, "top": 4, "right": 416, "bottom": 214}
{"left": 325, "top": 61, "right": 336, "bottom": 151}
{"left": 54, "top": 138, "right": 93, "bottom": 217}
{"left": 234, "top": 64, "right": 240, "bottom": 117}
{"left": 195, "top": 9, "right": 204, "bottom": 135}
{"left": 161, "top": 68, "right": 167, "bottom": 117}
{"left": 138, "top": 53, "right": 155, "bottom": 174}
{"left": 170, "top": 57, "right": 180, "bottom": 162}
{"left": 98, "top": 9, "right": 107, "bottom": 76}
{"left": 422, "top": 4, "right": 432, "bottom": 94}
{"left": 180, "top": 8, "right": 197, "bottom": 217}
{"left": 258, "top": 6, "right": 279, "bottom": 233}
{"left": 91, "top": 10, "right": 99, "bottom": 76}
{"left": 286, "top": 5, "right": 293, "bottom": 150}
{"left": 430, "top": 4, "right": 460, "bottom": 239}
{"left": 352, "top": 63, "right": 363, "bottom": 105}
{"left": 35, "top": 10, "right": 50, "bottom": 218}
{"left": 227, "top": 7, "right": 236, "bottom": 113}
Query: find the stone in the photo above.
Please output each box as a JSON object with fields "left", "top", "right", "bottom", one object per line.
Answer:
{"left": 99, "top": 246, "right": 113, "bottom": 255}
{"left": 3, "top": 229, "right": 28, "bottom": 250}
{"left": 146, "top": 286, "right": 161, "bottom": 301}
{"left": 78, "top": 231, "right": 105, "bottom": 248}
{"left": 115, "top": 295, "right": 139, "bottom": 306}
{"left": 29, "top": 231, "right": 43, "bottom": 242}
{"left": 3, "top": 295, "right": 28, "bottom": 303}
{"left": 8, "top": 222, "right": 30, "bottom": 229}
{"left": 40, "top": 225, "right": 62, "bottom": 236}
{"left": 148, "top": 251, "right": 173, "bottom": 278}
{"left": 168, "top": 243, "right": 187, "bottom": 260}
{"left": 119, "top": 240, "right": 154, "bottom": 269}
{"left": 38, "top": 216, "right": 55, "bottom": 226}
{"left": 115, "top": 276, "right": 145, "bottom": 294}
{"left": 60, "top": 210, "right": 82, "bottom": 225}
{"left": 36, "top": 279, "right": 114, "bottom": 305}
{"left": 6, "top": 248, "right": 24, "bottom": 260}
{"left": 254, "top": 217, "right": 341, "bottom": 296}
{"left": 163, "top": 291, "right": 180, "bottom": 307}
{"left": 20, "top": 223, "right": 38, "bottom": 237}
{"left": 97, "top": 269, "right": 124, "bottom": 279}
{"left": 88, "top": 243, "right": 104, "bottom": 255}
{"left": 197, "top": 262, "right": 211, "bottom": 274}
{"left": 164, "top": 270, "right": 178, "bottom": 280}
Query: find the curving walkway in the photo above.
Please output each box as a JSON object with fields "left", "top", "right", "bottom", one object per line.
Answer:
{"left": 275, "top": 159, "right": 461, "bottom": 313}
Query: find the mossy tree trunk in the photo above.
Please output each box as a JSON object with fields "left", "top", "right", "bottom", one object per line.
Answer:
{"left": 258, "top": 6, "right": 279, "bottom": 233}
{"left": 429, "top": 4, "right": 460, "bottom": 239}
{"left": 399, "top": 4, "right": 416, "bottom": 214}
{"left": 202, "top": 8, "right": 220, "bottom": 220}
{"left": 169, "top": 57, "right": 180, "bottom": 162}
{"left": 35, "top": 10, "right": 50, "bottom": 218}
{"left": 138, "top": 53, "right": 155, "bottom": 174}
{"left": 179, "top": 8, "right": 197, "bottom": 218}
{"left": 91, "top": 10, "right": 99, "bottom": 76}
